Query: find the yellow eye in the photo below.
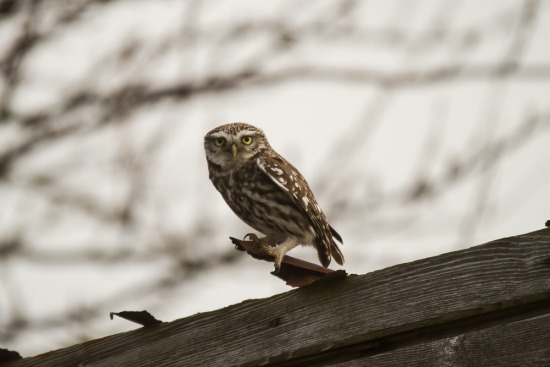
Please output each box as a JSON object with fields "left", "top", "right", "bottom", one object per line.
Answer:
{"left": 241, "top": 136, "right": 253, "bottom": 145}
{"left": 214, "top": 138, "right": 226, "bottom": 147}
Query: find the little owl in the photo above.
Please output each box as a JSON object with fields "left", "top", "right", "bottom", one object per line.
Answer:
{"left": 204, "top": 122, "right": 344, "bottom": 271}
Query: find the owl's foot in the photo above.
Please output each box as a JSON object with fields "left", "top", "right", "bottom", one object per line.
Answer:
{"left": 244, "top": 233, "right": 284, "bottom": 272}
{"left": 243, "top": 233, "right": 260, "bottom": 242}
{"left": 244, "top": 233, "right": 276, "bottom": 249}
{"left": 245, "top": 233, "right": 276, "bottom": 252}
{"left": 244, "top": 234, "right": 300, "bottom": 273}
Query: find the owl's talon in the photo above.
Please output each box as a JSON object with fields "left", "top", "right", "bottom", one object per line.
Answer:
{"left": 245, "top": 234, "right": 275, "bottom": 251}
{"left": 273, "top": 258, "right": 283, "bottom": 273}
{"left": 244, "top": 233, "right": 259, "bottom": 242}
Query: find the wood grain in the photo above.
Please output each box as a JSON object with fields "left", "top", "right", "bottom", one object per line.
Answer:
{"left": 7, "top": 229, "right": 550, "bottom": 367}
{"left": 337, "top": 313, "right": 550, "bottom": 366}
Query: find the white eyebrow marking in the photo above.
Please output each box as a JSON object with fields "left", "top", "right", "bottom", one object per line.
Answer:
{"left": 209, "top": 131, "right": 230, "bottom": 139}
{"left": 236, "top": 130, "right": 257, "bottom": 138}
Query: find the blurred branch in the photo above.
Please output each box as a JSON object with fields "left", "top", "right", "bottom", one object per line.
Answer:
{"left": 2, "top": 61, "right": 548, "bottom": 178}
{"left": 0, "top": 247, "right": 241, "bottom": 343}
{"left": 252, "top": 63, "right": 550, "bottom": 87}
{"left": 405, "top": 109, "right": 548, "bottom": 201}
{"left": 0, "top": 0, "right": 116, "bottom": 118}
{"left": 328, "top": 108, "right": 550, "bottom": 232}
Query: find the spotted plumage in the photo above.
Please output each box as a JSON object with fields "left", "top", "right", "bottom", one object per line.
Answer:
{"left": 204, "top": 122, "right": 344, "bottom": 270}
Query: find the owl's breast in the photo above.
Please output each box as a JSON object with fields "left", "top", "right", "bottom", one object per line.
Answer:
{"left": 211, "top": 158, "right": 311, "bottom": 238}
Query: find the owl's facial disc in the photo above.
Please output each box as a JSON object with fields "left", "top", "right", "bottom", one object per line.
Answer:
{"left": 206, "top": 129, "right": 260, "bottom": 170}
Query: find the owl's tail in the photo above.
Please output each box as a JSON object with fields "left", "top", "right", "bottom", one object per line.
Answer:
{"left": 317, "top": 238, "right": 344, "bottom": 267}
{"left": 331, "top": 241, "right": 345, "bottom": 266}
{"left": 329, "top": 225, "right": 345, "bottom": 265}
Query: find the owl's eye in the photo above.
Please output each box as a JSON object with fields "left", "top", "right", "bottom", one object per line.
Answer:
{"left": 241, "top": 136, "right": 253, "bottom": 145}
{"left": 214, "top": 138, "right": 226, "bottom": 147}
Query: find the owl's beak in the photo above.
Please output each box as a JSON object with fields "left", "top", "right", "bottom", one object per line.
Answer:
{"left": 231, "top": 144, "right": 238, "bottom": 157}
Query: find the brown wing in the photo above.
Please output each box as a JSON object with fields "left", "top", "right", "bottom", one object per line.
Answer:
{"left": 256, "top": 154, "right": 344, "bottom": 267}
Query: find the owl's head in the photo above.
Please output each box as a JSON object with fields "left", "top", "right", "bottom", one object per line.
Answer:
{"left": 204, "top": 122, "right": 271, "bottom": 171}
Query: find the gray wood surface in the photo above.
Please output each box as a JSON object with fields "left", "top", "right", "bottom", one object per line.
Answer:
{"left": 339, "top": 314, "right": 550, "bottom": 367}
{"left": 7, "top": 228, "right": 550, "bottom": 367}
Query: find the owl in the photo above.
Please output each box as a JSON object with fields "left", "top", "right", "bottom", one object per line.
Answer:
{"left": 204, "top": 122, "right": 344, "bottom": 271}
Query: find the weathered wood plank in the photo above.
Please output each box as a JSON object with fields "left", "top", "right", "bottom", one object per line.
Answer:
{"left": 334, "top": 313, "right": 550, "bottom": 366}
{"left": 7, "top": 229, "right": 550, "bottom": 367}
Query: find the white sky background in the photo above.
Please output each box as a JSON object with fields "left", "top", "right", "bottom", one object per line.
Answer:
{"left": 0, "top": 0, "right": 549, "bottom": 357}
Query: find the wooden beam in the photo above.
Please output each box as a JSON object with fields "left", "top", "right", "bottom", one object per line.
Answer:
{"left": 344, "top": 313, "right": 550, "bottom": 366}
{"left": 7, "top": 228, "right": 550, "bottom": 366}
